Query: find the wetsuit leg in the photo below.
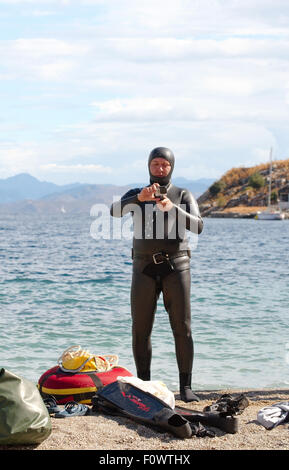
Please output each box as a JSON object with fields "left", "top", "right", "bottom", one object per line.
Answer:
{"left": 130, "top": 267, "right": 160, "bottom": 380}
{"left": 162, "top": 260, "right": 200, "bottom": 402}
{"left": 161, "top": 267, "right": 193, "bottom": 374}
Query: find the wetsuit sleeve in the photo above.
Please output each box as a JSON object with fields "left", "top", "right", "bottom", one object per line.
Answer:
{"left": 170, "top": 190, "right": 204, "bottom": 235}
{"left": 110, "top": 188, "right": 141, "bottom": 217}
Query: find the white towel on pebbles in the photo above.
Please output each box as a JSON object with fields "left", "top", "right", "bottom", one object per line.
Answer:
{"left": 257, "top": 402, "right": 289, "bottom": 430}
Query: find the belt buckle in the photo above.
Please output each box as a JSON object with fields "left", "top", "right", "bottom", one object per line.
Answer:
{"left": 152, "top": 252, "right": 164, "bottom": 264}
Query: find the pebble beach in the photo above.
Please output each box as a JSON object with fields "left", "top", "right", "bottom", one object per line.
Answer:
{"left": 1, "top": 388, "right": 289, "bottom": 452}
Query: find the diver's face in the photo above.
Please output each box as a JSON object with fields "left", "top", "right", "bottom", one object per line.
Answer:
{"left": 149, "top": 158, "right": 171, "bottom": 178}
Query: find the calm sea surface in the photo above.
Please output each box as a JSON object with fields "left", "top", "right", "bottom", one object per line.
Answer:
{"left": 0, "top": 211, "right": 288, "bottom": 392}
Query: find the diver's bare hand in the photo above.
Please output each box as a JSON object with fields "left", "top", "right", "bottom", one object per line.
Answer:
{"left": 156, "top": 197, "right": 174, "bottom": 212}
{"left": 137, "top": 183, "right": 160, "bottom": 202}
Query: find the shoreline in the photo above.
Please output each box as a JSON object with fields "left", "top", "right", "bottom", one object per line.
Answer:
{"left": 201, "top": 205, "right": 289, "bottom": 219}
{"left": 1, "top": 387, "right": 289, "bottom": 451}
{"left": 206, "top": 212, "right": 289, "bottom": 219}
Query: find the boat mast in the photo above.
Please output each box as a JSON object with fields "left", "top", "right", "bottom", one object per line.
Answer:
{"left": 268, "top": 147, "right": 272, "bottom": 209}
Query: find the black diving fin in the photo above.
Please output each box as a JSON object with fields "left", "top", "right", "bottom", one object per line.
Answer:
{"left": 92, "top": 381, "right": 239, "bottom": 437}
{"left": 92, "top": 381, "right": 193, "bottom": 439}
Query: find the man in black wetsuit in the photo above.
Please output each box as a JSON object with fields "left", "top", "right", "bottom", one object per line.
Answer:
{"left": 110, "top": 147, "right": 203, "bottom": 402}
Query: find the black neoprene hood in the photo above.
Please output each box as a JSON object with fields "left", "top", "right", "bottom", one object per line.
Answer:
{"left": 148, "top": 147, "right": 175, "bottom": 186}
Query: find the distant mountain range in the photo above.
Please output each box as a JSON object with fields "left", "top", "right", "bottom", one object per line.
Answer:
{"left": 0, "top": 173, "right": 81, "bottom": 203}
{"left": 0, "top": 173, "right": 215, "bottom": 214}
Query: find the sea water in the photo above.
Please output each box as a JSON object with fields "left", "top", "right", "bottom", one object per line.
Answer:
{"left": 0, "top": 211, "right": 288, "bottom": 392}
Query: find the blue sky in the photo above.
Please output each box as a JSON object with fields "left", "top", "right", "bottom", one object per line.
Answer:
{"left": 1, "top": 0, "right": 289, "bottom": 185}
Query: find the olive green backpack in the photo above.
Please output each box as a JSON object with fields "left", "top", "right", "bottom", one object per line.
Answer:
{"left": 0, "top": 368, "right": 51, "bottom": 446}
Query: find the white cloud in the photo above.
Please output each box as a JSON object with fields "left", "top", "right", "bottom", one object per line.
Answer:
{"left": 41, "top": 163, "right": 112, "bottom": 173}
{"left": 251, "top": 147, "right": 273, "bottom": 164}
{"left": 0, "top": 38, "right": 88, "bottom": 82}
{"left": 107, "top": 37, "right": 289, "bottom": 61}
{"left": 36, "top": 61, "right": 76, "bottom": 80}
{"left": 0, "top": 0, "right": 72, "bottom": 3}
{"left": 0, "top": 116, "right": 280, "bottom": 184}
{"left": 75, "top": 0, "right": 289, "bottom": 39}
{"left": 12, "top": 38, "right": 86, "bottom": 57}
{"left": 0, "top": 142, "right": 40, "bottom": 177}
{"left": 90, "top": 98, "right": 174, "bottom": 121}
{"left": 89, "top": 93, "right": 289, "bottom": 124}
{"left": 1, "top": 0, "right": 289, "bottom": 184}
{"left": 30, "top": 10, "right": 57, "bottom": 16}
{"left": 1, "top": 146, "right": 36, "bottom": 162}
{"left": 204, "top": 76, "right": 254, "bottom": 95}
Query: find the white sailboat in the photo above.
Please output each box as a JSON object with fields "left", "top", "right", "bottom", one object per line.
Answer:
{"left": 255, "top": 148, "right": 285, "bottom": 220}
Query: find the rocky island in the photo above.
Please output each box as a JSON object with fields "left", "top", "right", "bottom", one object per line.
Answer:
{"left": 197, "top": 158, "right": 289, "bottom": 218}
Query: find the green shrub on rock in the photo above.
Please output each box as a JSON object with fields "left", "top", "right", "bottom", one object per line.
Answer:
{"left": 248, "top": 172, "right": 265, "bottom": 189}
{"left": 209, "top": 180, "right": 226, "bottom": 196}
{"left": 216, "top": 195, "right": 226, "bottom": 207}
{"left": 270, "top": 190, "right": 278, "bottom": 203}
